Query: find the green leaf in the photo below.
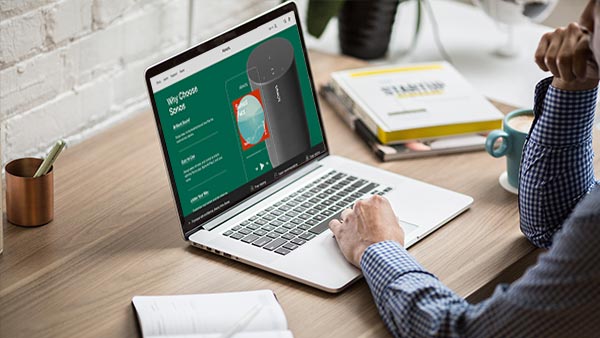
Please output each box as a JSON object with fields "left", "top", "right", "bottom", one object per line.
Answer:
{"left": 306, "top": 0, "right": 345, "bottom": 38}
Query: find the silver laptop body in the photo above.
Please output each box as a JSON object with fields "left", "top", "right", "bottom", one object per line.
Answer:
{"left": 145, "top": 1, "right": 473, "bottom": 293}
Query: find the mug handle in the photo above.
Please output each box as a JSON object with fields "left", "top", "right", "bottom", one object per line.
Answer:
{"left": 485, "top": 130, "right": 510, "bottom": 158}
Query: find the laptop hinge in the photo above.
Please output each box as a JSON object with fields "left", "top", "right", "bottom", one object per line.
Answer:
{"left": 197, "top": 161, "right": 324, "bottom": 233}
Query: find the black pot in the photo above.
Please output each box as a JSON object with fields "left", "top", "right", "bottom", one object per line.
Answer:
{"left": 338, "top": 0, "right": 400, "bottom": 60}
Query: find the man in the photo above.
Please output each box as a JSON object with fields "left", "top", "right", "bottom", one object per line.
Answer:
{"left": 329, "top": 1, "right": 600, "bottom": 337}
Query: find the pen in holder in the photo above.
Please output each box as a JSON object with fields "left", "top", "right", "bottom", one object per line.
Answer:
{"left": 5, "top": 158, "right": 54, "bottom": 227}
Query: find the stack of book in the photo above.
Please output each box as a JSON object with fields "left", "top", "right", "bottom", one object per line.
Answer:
{"left": 320, "top": 62, "right": 504, "bottom": 161}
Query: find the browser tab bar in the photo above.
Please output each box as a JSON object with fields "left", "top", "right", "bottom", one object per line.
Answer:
{"left": 150, "top": 12, "right": 296, "bottom": 93}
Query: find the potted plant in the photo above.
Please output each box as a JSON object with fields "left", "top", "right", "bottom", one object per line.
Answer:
{"left": 304, "top": 0, "right": 422, "bottom": 60}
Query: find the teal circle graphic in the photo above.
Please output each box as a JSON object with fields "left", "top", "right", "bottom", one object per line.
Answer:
{"left": 237, "top": 95, "right": 266, "bottom": 145}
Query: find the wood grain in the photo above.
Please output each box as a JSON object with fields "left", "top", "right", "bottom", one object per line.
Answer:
{"left": 1, "top": 51, "right": 598, "bottom": 338}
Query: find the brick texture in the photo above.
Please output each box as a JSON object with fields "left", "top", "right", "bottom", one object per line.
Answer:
{"left": 0, "top": 10, "right": 45, "bottom": 65}
{"left": 45, "top": 0, "right": 93, "bottom": 44}
{"left": 0, "top": 0, "right": 280, "bottom": 165}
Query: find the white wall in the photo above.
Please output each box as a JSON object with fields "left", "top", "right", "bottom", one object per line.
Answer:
{"left": 0, "top": 0, "right": 277, "bottom": 165}
{"left": 461, "top": 0, "right": 588, "bottom": 27}
{"left": 542, "top": 0, "right": 588, "bottom": 27}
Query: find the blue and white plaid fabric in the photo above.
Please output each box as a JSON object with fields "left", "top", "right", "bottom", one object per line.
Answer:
{"left": 520, "top": 77, "right": 599, "bottom": 248}
{"left": 360, "top": 78, "right": 600, "bottom": 338}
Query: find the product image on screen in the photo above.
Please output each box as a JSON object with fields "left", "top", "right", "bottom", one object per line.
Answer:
{"left": 233, "top": 89, "right": 270, "bottom": 150}
{"left": 247, "top": 37, "right": 310, "bottom": 167}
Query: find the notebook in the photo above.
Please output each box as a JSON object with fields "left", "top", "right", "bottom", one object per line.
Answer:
{"left": 132, "top": 290, "right": 293, "bottom": 338}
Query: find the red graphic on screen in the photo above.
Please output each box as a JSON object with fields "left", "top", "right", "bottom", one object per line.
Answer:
{"left": 232, "top": 89, "right": 270, "bottom": 151}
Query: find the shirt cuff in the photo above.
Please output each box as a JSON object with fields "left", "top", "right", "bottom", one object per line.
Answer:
{"left": 530, "top": 77, "right": 598, "bottom": 146}
{"left": 360, "top": 241, "right": 435, "bottom": 300}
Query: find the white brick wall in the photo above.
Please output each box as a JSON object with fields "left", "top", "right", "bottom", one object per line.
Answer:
{"left": 46, "top": 0, "right": 93, "bottom": 44}
{"left": 0, "top": 0, "right": 278, "bottom": 165}
{"left": 0, "top": 9, "right": 45, "bottom": 64}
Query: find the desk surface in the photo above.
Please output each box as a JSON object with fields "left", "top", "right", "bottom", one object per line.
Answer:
{"left": 2, "top": 52, "right": 598, "bottom": 338}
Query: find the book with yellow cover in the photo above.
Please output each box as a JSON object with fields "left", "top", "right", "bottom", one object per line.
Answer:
{"left": 330, "top": 62, "right": 503, "bottom": 144}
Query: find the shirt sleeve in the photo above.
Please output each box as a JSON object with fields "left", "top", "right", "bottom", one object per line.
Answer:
{"left": 361, "top": 241, "right": 473, "bottom": 338}
{"left": 519, "top": 77, "right": 599, "bottom": 248}
{"left": 361, "top": 190, "right": 600, "bottom": 338}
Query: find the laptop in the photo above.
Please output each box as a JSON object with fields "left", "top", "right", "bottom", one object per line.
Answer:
{"left": 144, "top": 1, "right": 473, "bottom": 293}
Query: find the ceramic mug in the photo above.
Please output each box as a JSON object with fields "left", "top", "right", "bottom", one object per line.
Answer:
{"left": 485, "top": 109, "right": 534, "bottom": 189}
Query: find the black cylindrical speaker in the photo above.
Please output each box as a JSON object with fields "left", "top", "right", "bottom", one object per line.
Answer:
{"left": 247, "top": 37, "right": 310, "bottom": 167}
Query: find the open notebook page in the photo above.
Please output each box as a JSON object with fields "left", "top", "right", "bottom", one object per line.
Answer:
{"left": 143, "top": 331, "right": 294, "bottom": 338}
{"left": 132, "top": 290, "right": 289, "bottom": 337}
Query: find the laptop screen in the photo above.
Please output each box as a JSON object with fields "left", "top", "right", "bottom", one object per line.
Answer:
{"left": 146, "top": 4, "right": 327, "bottom": 238}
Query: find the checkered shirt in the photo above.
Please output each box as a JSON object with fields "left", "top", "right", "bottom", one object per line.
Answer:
{"left": 360, "top": 78, "right": 600, "bottom": 338}
{"left": 520, "top": 77, "right": 599, "bottom": 248}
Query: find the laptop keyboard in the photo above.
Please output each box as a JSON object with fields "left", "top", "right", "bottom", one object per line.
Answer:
{"left": 222, "top": 170, "right": 392, "bottom": 255}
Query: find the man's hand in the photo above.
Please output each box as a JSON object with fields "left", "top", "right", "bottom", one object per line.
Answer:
{"left": 328, "top": 195, "right": 405, "bottom": 267}
{"left": 535, "top": 22, "right": 599, "bottom": 91}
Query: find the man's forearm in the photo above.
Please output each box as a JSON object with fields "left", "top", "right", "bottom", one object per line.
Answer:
{"left": 361, "top": 241, "right": 474, "bottom": 338}
{"left": 361, "top": 192, "right": 600, "bottom": 338}
{"left": 518, "top": 77, "right": 598, "bottom": 248}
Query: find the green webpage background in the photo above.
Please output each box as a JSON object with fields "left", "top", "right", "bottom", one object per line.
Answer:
{"left": 154, "top": 26, "right": 324, "bottom": 217}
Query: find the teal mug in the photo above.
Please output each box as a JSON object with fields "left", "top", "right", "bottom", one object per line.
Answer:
{"left": 485, "top": 109, "right": 535, "bottom": 189}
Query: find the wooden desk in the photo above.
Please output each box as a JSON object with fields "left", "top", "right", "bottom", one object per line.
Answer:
{"left": 1, "top": 52, "right": 598, "bottom": 338}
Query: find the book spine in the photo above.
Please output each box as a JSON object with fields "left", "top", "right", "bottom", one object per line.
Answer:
{"left": 380, "top": 120, "right": 501, "bottom": 144}
{"left": 322, "top": 85, "right": 399, "bottom": 161}
{"left": 318, "top": 86, "right": 356, "bottom": 130}
{"left": 329, "top": 79, "right": 381, "bottom": 137}
{"left": 353, "top": 119, "right": 386, "bottom": 161}
{"left": 320, "top": 85, "right": 385, "bottom": 160}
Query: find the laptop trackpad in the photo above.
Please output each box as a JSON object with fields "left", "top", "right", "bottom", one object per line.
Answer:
{"left": 384, "top": 183, "right": 472, "bottom": 229}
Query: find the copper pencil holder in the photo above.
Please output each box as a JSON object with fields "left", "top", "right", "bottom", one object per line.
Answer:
{"left": 5, "top": 158, "right": 54, "bottom": 227}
